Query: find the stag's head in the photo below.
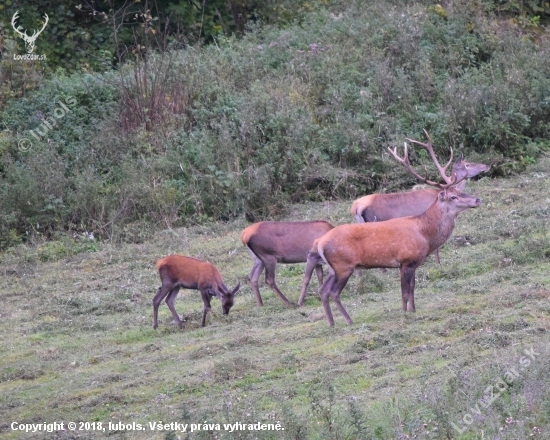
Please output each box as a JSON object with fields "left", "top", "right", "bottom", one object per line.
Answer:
{"left": 11, "top": 11, "right": 49, "bottom": 54}
{"left": 437, "top": 186, "right": 481, "bottom": 213}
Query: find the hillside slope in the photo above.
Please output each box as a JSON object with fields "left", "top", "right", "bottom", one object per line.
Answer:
{"left": 1, "top": 155, "right": 549, "bottom": 439}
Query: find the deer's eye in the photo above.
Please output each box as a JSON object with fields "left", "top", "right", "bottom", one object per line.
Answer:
{"left": 451, "top": 196, "right": 458, "bottom": 200}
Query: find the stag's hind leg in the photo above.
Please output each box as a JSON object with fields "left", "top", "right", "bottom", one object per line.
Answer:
{"left": 329, "top": 272, "right": 353, "bottom": 325}
{"left": 320, "top": 270, "right": 353, "bottom": 326}
{"left": 433, "top": 247, "right": 441, "bottom": 264}
{"left": 315, "top": 265, "right": 324, "bottom": 287}
{"left": 320, "top": 275, "right": 337, "bottom": 326}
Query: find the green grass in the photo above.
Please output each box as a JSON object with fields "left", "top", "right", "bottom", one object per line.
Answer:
{"left": 1, "top": 157, "right": 550, "bottom": 439}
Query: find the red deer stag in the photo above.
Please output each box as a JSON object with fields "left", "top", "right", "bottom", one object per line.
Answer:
{"left": 304, "top": 142, "right": 481, "bottom": 326}
{"left": 241, "top": 221, "right": 334, "bottom": 306}
{"left": 153, "top": 255, "right": 240, "bottom": 329}
{"left": 350, "top": 131, "right": 488, "bottom": 263}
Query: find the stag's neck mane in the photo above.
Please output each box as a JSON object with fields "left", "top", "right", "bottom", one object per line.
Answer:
{"left": 418, "top": 198, "right": 457, "bottom": 253}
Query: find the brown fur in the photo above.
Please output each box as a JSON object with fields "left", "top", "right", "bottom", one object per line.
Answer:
{"left": 308, "top": 187, "right": 481, "bottom": 326}
{"left": 350, "top": 157, "right": 489, "bottom": 264}
{"left": 350, "top": 157, "right": 488, "bottom": 222}
{"left": 153, "top": 255, "right": 240, "bottom": 329}
{"left": 241, "top": 221, "right": 333, "bottom": 306}
{"left": 350, "top": 189, "right": 438, "bottom": 222}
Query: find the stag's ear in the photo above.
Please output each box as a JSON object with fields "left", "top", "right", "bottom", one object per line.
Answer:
{"left": 438, "top": 190, "right": 447, "bottom": 201}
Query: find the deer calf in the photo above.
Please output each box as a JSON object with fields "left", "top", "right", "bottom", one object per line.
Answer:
{"left": 241, "top": 221, "right": 334, "bottom": 306}
{"left": 153, "top": 255, "right": 240, "bottom": 329}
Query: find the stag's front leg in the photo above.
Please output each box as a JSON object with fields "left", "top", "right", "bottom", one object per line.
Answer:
{"left": 400, "top": 265, "right": 417, "bottom": 312}
{"left": 407, "top": 266, "right": 417, "bottom": 312}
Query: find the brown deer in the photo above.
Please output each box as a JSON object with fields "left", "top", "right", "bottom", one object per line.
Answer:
{"left": 303, "top": 142, "right": 481, "bottom": 326}
{"left": 241, "top": 221, "right": 334, "bottom": 306}
{"left": 153, "top": 255, "right": 240, "bottom": 329}
{"left": 350, "top": 131, "right": 489, "bottom": 263}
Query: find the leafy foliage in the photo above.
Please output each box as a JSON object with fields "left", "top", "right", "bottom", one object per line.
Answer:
{"left": 0, "top": 0, "right": 328, "bottom": 73}
{"left": 1, "top": 0, "right": 550, "bottom": 247}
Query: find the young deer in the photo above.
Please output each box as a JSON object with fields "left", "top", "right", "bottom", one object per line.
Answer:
{"left": 241, "top": 221, "right": 334, "bottom": 306}
{"left": 304, "top": 142, "right": 481, "bottom": 326}
{"left": 153, "top": 255, "right": 240, "bottom": 329}
{"left": 350, "top": 131, "right": 489, "bottom": 263}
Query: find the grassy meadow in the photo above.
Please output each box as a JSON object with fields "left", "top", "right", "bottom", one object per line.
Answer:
{"left": 1, "top": 155, "right": 549, "bottom": 439}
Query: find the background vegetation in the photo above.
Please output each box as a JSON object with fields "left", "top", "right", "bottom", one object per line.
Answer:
{"left": 0, "top": 0, "right": 326, "bottom": 70}
{"left": 1, "top": 0, "right": 550, "bottom": 248}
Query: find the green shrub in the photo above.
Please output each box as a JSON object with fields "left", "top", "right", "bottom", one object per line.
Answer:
{"left": 37, "top": 237, "right": 97, "bottom": 262}
{"left": 1, "top": 0, "right": 549, "bottom": 247}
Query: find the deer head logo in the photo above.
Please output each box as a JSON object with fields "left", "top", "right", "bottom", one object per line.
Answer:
{"left": 11, "top": 11, "right": 49, "bottom": 54}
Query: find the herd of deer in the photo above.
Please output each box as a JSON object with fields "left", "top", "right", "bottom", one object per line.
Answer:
{"left": 153, "top": 131, "right": 489, "bottom": 328}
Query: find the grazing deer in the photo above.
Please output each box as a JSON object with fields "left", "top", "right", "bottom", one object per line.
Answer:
{"left": 305, "top": 141, "right": 481, "bottom": 326}
{"left": 241, "top": 221, "right": 334, "bottom": 306}
{"left": 350, "top": 131, "right": 489, "bottom": 263}
{"left": 153, "top": 255, "right": 240, "bottom": 329}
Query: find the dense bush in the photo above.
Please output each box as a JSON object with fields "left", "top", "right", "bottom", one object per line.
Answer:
{"left": 0, "top": 0, "right": 331, "bottom": 73}
{"left": 1, "top": 0, "right": 550, "bottom": 247}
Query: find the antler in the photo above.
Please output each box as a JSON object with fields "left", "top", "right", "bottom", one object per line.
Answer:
{"left": 11, "top": 11, "right": 26, "bottom": 38}
{"left": 406, "top": 129, "right": 453, "bottom": 185}
{"left": 31, "top": 14, "right": 49, "bottom": 38}
{"left": 387, "top": 142, "right": 446, "bottom": 188}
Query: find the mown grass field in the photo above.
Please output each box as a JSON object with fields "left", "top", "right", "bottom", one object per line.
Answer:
{"left": 1, "top": 156, "right": 549, "bottom": 439}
